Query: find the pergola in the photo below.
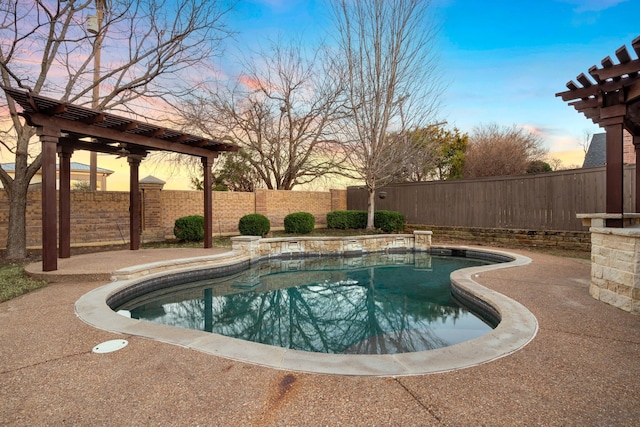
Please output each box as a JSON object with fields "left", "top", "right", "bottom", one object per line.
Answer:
{"left": 3, "top": 87, "right": 238, "bottom": 271}
{"left": 556, "top": 36, "right": 640, "bottom": 227}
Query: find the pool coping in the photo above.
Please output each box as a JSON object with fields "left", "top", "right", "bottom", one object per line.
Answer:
{"left": 74, "top": 246, "right": 536, "bottom": 377}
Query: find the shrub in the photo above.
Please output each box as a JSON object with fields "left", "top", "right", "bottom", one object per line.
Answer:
{"left": 284, "top": 212, "right": 315, "bottom": 234}
{"left": 238, "top": 213, "right": 270, "bottom": 236}
{"left": 374, "top": 210, "right": 405, "bottom": 232}
{"left": 173, "top": 215, "right": 205, "bottom": 242}
{"left": 326, "top": 210, "right": 367, "bottom": 229}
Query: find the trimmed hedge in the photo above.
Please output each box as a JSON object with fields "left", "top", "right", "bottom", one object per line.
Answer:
{"left": 284, "top": 212, "right": 315, "bottom": 234}
{"left": 327, "top": 209, "right": 405, "bottom": 232}
{"left": 238, "top": 213, "right": 271, "bottom": 236}
{"left": 173, "top": 215, "right": 205, "bottom": 241}
{"left": 326, "top": 210, "right": 367, "bottom": 229}
{"left": 374, "top": 210, "right": 405, "bottom": 232}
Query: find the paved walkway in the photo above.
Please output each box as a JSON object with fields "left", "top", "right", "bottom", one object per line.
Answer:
{"left": 2, "top": 247, "right": 639, "bottom": 426}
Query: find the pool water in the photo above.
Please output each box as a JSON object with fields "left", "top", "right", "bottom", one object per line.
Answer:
{"left": 122, "top": 253, "right": 495, "bottom": 355}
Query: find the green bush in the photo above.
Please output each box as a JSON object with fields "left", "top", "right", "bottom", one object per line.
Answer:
{"left": 326, "top": 210, "right": 404, "bottom": 232}
{"left": 374, "top": 210, "right": 405, "bottom": 232}
{"left": 173, "top": 215, "right": 205, "bottom": 242}
{"left": 238, "top": 213, "right": 271, "bottom": 236}
{"left": 284, "top": 212, "right": 315, "bottom": 234}
{"left": 326, "top": 210, "right": 367, "bottom": 229}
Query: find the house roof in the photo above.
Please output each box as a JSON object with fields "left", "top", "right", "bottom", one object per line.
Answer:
{"left": 582, "top": 133, "right": 606, "bottom": 168}
{"left": 140, "top": 175, "right": 166, "bottom": 185}
{"left": 1, "top": 162, "right": 114, "bottom": 175}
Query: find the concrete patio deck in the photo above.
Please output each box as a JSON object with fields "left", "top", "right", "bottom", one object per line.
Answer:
{"left": 2, "top": 247, "right": 639, "bottom": 426}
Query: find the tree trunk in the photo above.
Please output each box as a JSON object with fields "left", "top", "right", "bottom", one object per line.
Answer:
{"left": 5, "top": 180, "right": 30, "bottom": 260}
{"left": 367, "top": 187, "right": 376, "bottom": 229}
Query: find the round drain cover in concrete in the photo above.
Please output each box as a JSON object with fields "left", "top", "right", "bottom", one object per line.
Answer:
{"left": 92, "top": 339, "right": 128, "bottom": 354}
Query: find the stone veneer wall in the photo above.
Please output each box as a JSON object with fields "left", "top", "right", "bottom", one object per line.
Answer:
{"left": 589, "top": 228, "right": 640, "bottom": 314}
{"left": 409, "top": 225, "right": 591, "bottom": 252}
{"left": 231, "top": 231, "right": 433, "bottom": 260}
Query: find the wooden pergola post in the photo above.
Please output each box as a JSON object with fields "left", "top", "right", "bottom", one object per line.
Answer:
{"left": 605, "top": 122, "right": 625, "bottom": 227}
{"left": 37, "top": 126, "right": 59, "bottom": 272}
{"left": 202, "top": 156, "right": 215, "bottom": 249}
{"left": 57, "top": 144, "right": 74, "bottom": 258}
{"left": 128, "top": 155, "right": 142, "bottom": 250}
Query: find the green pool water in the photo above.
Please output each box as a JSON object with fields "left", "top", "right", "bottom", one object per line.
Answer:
{"left": 123, "top": 253, "right": 495, "bottom": 354}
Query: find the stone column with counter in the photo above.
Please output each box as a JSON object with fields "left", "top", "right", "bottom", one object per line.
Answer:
{"left": 578, "top": 213, "right": 640, "bottom": 314}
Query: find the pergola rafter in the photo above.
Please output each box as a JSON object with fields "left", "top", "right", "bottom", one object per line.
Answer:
{"left": 2, "top": 87, "right": 238, "bottom": 271}
{"left": 556, "top": 36, "right": 640, "bottom": 227}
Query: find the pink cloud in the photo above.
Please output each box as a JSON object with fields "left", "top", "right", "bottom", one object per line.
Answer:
{"left": 238, "top": 74, "right": 263, "bottom": 90}
{"left": 521, "top": 124, "right": 547, "bottom": 137}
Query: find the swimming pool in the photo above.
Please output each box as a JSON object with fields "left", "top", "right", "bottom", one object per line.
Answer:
{"left": 115, "top": 253, "right": 496, "bottom": 355}
{"left": 75, "top": 243, "right": 538, "bottom": 376}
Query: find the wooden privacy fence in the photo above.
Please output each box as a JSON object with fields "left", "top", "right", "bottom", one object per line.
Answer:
{"left": 347, "top": 165, "right": 636, "bottom": 232}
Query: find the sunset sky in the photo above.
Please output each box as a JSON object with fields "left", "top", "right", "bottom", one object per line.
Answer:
{"left": 5, "top": 0, "right": 639, "bottom": 191}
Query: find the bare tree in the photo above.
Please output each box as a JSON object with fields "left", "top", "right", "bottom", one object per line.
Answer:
{"left": 177, "top": 39, "right": 347, "bottom": 190}
{"left": 329, "top": 0, "right": 442, "bottom": 228}
{"left": 579, "top": 129, "right": 593, "bottom": 155}
{"left": 0, "top": 0, "right": 232, "bottom": 260}
{"left": 548, "top": 158, "right": 564, "bottom": 171}
{"left": 463, "top": 123, "right": 547, "bottom": 178}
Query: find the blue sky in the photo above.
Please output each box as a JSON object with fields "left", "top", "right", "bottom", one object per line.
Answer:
{"left": 222, "top": 0, "right": 640, "bottom": 167}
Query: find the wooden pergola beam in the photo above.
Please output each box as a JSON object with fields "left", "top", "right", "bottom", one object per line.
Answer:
{"left": 24, "top": 112, "right": 220, "bottom": 158}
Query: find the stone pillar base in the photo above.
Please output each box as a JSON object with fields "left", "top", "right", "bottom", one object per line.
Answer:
{"left": 579, "top": 214, "right": 640, "bottom": 314}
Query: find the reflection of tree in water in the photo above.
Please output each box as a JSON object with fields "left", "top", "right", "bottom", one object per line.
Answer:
{"left": 130, "top": 255, "right": 492, "bottom": 354}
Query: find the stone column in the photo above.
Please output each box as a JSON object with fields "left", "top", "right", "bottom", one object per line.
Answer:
{"left": 231, "top": 236, "right": 261, "bottom": 260}
{"left": 139, "top": 176, "right": 165, "bottom": 242}
{"left": 414, "top": 230, "right": 433, "bottom": 251}
{"left": 634, "top": 134, "right": 640, "bottom": 213}
{"left": 330, "top": 189, "right": 347, "bottom": 211}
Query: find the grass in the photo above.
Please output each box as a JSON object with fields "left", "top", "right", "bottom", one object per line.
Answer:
{"left": 0, "top": 263, "right": 47, "bottom": 303}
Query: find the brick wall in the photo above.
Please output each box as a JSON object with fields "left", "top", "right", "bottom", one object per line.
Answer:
{"left": 254, "top": 189, "right": 336, "bottom": 228}
{"left": 623, "top": 131, "right": 635, "bottom": 165}
{"left": 158, "top": 190, "right": 257, "bottom": 238}
{"left": 0, "top": 190, "right": 132, "bottom": 247}
{"left": 0, "top": 187, "right": 347, "bottom": 248}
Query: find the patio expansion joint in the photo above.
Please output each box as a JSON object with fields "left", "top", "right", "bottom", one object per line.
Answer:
{"left": 0, "top": 349, "right": 93, "bottom": 375}
{"left": 394, "top": 377, "right": 443, "bottom": 423}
